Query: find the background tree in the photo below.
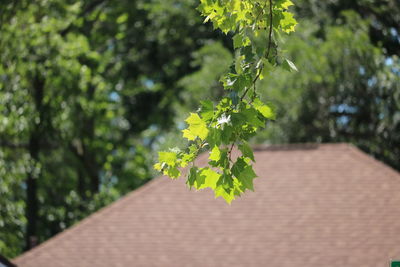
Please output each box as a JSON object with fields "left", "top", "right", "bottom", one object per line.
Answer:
{"left": 295, "top": 0, "right": 400, "bottom": 56}
{"left": 257, "top": 3, "right": 400, "bottom": 171}
{"left": 0, "top": 0, "right": 228, "bottom": 257}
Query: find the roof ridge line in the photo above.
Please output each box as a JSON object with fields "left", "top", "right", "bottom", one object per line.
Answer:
{"left": 345, "top": 144, "right": 400, "bottom": 177}
{"left": 252, "top": 142, "right": 351, "bottom": 151}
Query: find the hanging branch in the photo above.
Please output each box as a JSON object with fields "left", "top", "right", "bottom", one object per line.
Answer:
{"left": 155, "top": 0, "right": 298, "bottom": 203}
{"left": 241, "top": 0, "right": 274, "bottom": 102}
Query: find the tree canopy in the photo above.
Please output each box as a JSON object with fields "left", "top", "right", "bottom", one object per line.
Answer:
{"left": 0, "top": 0, "right": 226, "bottom": 257}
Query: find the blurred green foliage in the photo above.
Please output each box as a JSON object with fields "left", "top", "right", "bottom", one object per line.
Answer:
{"left": 0, "top": 0, "right": 399, "bottom": 258}
{"left": 257, "top": 11, "right": 400, "bottom": 170}
{"left": 0, "top": 0, "right": 227, "bottom": 257}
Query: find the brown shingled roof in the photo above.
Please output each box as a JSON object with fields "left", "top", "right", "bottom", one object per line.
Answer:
{"left": 13, "top": 143, "right": 400, "bottom": 267}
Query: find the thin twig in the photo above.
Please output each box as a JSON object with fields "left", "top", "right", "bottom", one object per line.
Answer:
{"left": 240, "top": 0, "right": 273, "bottom": 102}
{"left": 265, "top": 0, "right": 274, "bottom": 61}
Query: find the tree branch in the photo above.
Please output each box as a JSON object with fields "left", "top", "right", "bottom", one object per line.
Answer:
{"left": 240, "top": 0, "right": 273, "bottom": 101}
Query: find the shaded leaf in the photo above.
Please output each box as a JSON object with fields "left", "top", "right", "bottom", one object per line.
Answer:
{"left": 238, "top": 142, "right": 255, "bottom": 162}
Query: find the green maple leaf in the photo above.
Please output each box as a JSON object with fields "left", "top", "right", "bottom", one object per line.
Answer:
{"left": 233, "top": 33, "right": 250, "bottom": 49}
{"left": 166, "top": 167, "right": 181, "bottom": 179}
{"left": 281, "top": 11, "right": 297, "bottom": 33}
{"left": 237, "top": 165, "right": 257, "bottom": 191}
{"left": 195, "top": 168, "right": 221, "bottom": 190}
{"left": 209, "top": 145, "right": 221, "bottom": 161}
{"left": 158, "top": 151, "right": 177, "bottom": 166}
{"left": 207, "top": 127, "right": 222, "bottom": 148}
{"left": 233, "top": 34, "right": 243, "bottom": 49}
{"left": 275, "top": 0, "right": 294, "bottom": 9}
{"left": 238, "top": 142, "right": 255, "bottom": 162}
{"left": 180, "top": 151, "right": 196, "bottom": 167}
{"left": 215, "top": 185, "right": 235, "bottom": 204}
{"left": 153, "top": 162, "right": 163, "bottom": 171}
{"left": 253, "top": 98, "right": 275, "bottom": 119}
{"left": 182, "top": 113, "right": 209, "bottom": 141}
{"left": 241, "top": 107, "right": 264, "bottom": 128}
{"left": 282, "top": 58, "right": 298, "bottom": 72}
{"left": 187, "top": 167, "right": 198, "bottom": 188}
{"left": 231, "top": 157, "right": 247, "bottom": 178}
{"left": 200, "top": 100, "right": 214, "bottom": 122}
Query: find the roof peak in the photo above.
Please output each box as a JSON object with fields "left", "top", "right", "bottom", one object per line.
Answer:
{"left": 253, "top": 142, "right": 352, "bottom": 151}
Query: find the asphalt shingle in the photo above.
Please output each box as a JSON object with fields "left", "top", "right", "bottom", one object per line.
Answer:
{"left": 13, "top": 143, "right": 400, "bottom": 267}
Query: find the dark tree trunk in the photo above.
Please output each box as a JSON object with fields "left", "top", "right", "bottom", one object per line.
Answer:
{"left": 25, "top": 135, "right": 39, "bottom": 250}
{"left": 25, "top": 75, "right": 44, "bottom": 251}
{"left": 78, "top": 167, "right": 86, "bottom": 200}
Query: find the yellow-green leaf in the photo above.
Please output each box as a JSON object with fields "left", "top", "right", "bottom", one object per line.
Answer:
{"left": 158, "top": 151, "right": 177, "bottom": 166}
{"left": 182, "top": 129, "right": 197, "bottom": 141}
{"left": 195, "top": 168, "right": 221, "bottom": 190}
{"left": 281, "top": 11, "right": 297, "bottom": 33}
{"left": 165, "top": 167, "right": 181, "bottom": 179}
{"left": 215, "top": 185, "right": 235, "bottom": 204}
{"left": 182, "top": 113, "right": 209, "bottom": 141}
{"left": 209, "top": 145, "right": 221, "bottom": 161}
{"left": 153, "top": 162, "right": 163, "bottom": 171}
{"left": 253, "top": 98, "right": 275, "bottom": 119}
